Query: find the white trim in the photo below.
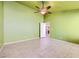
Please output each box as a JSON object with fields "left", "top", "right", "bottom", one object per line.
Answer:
{"left": 4, "top": 37, "right": 39, "bottom": 46}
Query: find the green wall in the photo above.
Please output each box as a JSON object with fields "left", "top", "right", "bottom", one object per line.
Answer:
{"left": 46, "top": 10, "right": 79, "bottom": 44}
{"left": 3, "top": 1, "right": 79, "bottom": 44}
{"left": 0, "top": 2, "right": 3, "bottom": 47}
{"left": 4, "top": 2, "right": 43, "bottom": 44}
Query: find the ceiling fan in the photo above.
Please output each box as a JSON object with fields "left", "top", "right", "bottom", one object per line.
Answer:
{"left": 34, "top": 1, "right": 52, "bottom": 15}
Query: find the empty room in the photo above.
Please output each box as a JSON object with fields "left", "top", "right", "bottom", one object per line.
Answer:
{"left": 0, "top": 1, "right": 79, "bottom": 58}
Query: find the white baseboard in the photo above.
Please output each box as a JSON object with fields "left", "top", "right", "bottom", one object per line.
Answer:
{"left": 0, "top": 46, "right": 4, "bottom": 53}
{"left": 4, "top": 37, "right": 39, "bottom": 46}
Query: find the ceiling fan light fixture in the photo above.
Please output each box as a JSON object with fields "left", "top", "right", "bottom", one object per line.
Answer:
{"left": 34, "top": 1, "right": 52, "bottom": 15}
{"left": 40, "top": 8, "right": 47, "bottom": 15}
{"left": 40, "top": 11, "right": 46, "bottom": 15}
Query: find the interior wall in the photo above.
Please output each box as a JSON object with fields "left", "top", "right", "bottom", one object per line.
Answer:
{"left": 46, "top": 10, "right": 79, "bottom": 44}
{"left": 4, "top": 1, "right": 43, "bottom": 44}
{"left": 0, "top": 2, "right": 3, "bottom": 47}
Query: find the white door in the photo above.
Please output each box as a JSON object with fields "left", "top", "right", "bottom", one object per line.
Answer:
{"left": 40, "top": 22, "right": 50, "bottom": 38}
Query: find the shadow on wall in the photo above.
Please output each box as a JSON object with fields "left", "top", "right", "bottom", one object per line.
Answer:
{"left": 64, "top": 37, "right": 79, "bottom": 44}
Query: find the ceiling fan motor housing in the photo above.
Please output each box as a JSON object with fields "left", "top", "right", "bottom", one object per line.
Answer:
{"left": 40, "top": 8, "right": 48, "bottom": 15}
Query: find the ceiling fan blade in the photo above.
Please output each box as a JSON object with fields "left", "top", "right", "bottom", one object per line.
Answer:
{"left": 48, "top": 11, "right": 52, "bottom": 14}
{"left": 34, "top": 12, "right": 38, "bottom": 13}
{"left": 35, "top": 6, "right": 40, "bottom": 9}
{"left": 46, "top": 6, "right": 51, "bottom": 10}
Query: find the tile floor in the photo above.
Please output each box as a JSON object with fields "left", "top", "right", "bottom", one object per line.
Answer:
{"left": 0, "top": 37, "right": 79, "bottom": 58}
